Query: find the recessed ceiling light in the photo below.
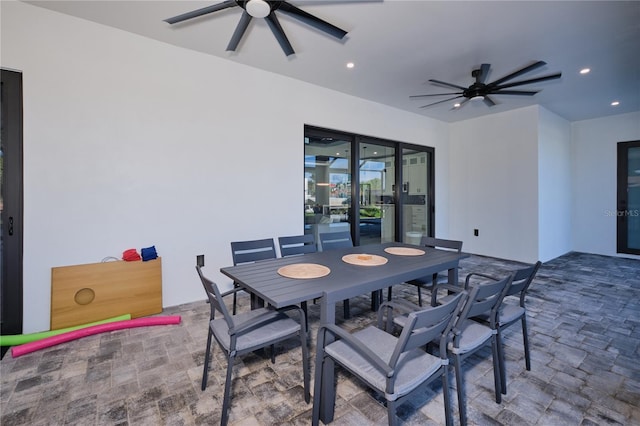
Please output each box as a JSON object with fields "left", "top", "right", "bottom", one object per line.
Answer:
{"left": 346, "top": 62, "right": 355, "bottom": 69}
{"left": 611, "top": 101, "right": 620, "bottom": 106}
{"left": 580, "top": 68, "right": 591, "bottom": 74}
{"left": 454, "top": 103, "right": 461, "bottom": 108}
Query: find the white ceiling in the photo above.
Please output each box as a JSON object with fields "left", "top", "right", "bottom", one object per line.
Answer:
{"left": 26, "top": 0, "right": 640, "bottom": 123}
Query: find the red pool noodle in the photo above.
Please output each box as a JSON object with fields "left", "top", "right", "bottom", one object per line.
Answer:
{"left": 11, "top": 316, "right": 181, "bottom": 358}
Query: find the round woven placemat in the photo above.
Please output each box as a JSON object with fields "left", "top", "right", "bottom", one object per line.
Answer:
{"left": 384, "top": 247, "right": 426, "bottom": 256}
{"left": 342, "top": 254, "right": 388, "bottom": 266}
{"left": 277, "top": 263, "right": 331, "bottom": 279}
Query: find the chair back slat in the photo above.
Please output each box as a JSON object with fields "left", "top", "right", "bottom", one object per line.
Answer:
{"left": 196, "top": 265, "right": 234, "bottom": 328}
{"left": 420, "top": 236, "right": 463, "bottom": 253}
{"left": 279, "top": 234, "right": 317, "bottom": 257}
{"left": 461, "top": 274, "right": 513, "bottom": 320}
{"left": 506, "top": 261, "right": 541, "bottom": 297}
{"left": 231, "top": 238, "right": 277, "bottom": 265}
{"left": 390, "top": 292, "right": 467, "bottom": 366}
{"left": 319, "top": 231, "right": 353, "bottom": 251}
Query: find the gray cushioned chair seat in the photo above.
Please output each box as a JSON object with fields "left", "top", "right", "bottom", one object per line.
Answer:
{"left": 211, "top": 309, "right": 300, "bottom": 352}
{"left": 392, "top": 314, "right": 408, "bottom": 329}
{"left": 448, "top": 320, "right": 493, "bottom": 355}
{"left": 324, "top": 326, "right": 442, "bottom": 400}
{"left": 498, "top": 303, "right": 525, "bottom": 324}
{"left": 474, "top": 302, "right": 525, "bottom": 325}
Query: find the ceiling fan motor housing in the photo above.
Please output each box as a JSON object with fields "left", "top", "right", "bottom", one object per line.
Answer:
{"left": 243, "top": 0, "right": 280, "bottom": 18}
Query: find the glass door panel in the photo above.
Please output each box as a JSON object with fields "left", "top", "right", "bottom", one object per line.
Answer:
{"left": 304, "top": 133, "right": 352, "bottom": 245}
{"left": 401, "top": 149, "right": 430, "bottom": 245}
{"left": 358, "top": 142, "right": 396, "bottom": 246}
{"left": 617, "top": 141, "right": 640, "bottom": 254}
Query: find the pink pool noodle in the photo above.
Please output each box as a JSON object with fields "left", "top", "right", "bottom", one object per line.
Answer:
{"left": 11, "top": 316, "right": 181, "bottom": 358}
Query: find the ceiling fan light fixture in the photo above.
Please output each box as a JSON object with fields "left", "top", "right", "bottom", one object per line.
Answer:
{"left": 470, "top": 95, "right": 485, "bottom": 101}
{"left": 246, "top": 0, "right": 271, "bottom": 18}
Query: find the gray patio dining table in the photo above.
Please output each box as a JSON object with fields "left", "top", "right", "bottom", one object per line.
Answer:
{"left": 220, "top": 241, "right": 468, "bottom": 423}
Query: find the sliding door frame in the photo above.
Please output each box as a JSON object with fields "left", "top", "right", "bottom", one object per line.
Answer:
{"left": 304, "top": 125, "right": 435, "bottom": 245}
{"left": 617, "top": 140, "right": 640, "bottom": 255}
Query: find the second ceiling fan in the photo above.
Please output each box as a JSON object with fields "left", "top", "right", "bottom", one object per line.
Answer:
{"left": 164, "top": 0, "right": 348, "bottom": 56}
{"left": 411, "top": 61, "right": 562, "bottom": 109}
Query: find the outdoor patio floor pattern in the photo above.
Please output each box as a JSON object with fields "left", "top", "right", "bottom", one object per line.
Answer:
{"left": 1, "top": 251, "right": 639, "bottom": 425}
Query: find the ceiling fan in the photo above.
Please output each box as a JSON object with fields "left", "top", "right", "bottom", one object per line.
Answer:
{"left": 164, "top": 0, "right": 348, "bottom": 56}
{"left": 410, "top": 61, "right": 562, "bottom": 109}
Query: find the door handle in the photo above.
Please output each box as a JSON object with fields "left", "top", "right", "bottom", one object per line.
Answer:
{"left": 8, "top": 216, "right": 14, "bottom": 236}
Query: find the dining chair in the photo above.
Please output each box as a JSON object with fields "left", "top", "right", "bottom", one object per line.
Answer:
{"left": 278, "top": 233, "right": 317, "bottom": 257}
{"left": 318, "top": 231, "right": 353, "bottom": 251}
{"left": 312, "top": 291, "right": 467, "bottom": 426}
{"left": 230, "top": 238, "right": 277, "bottom": 313}
{"left": 196, "top": 265, "right": 310, "bottom": 426}
{"left": 448, "top": 272, "right": 514, "bottom": 426}
{"left": 318, "top": 231, "right": 355, "bottom": 318}
{"left": 472, "top": 261, "right": 541, "bottom": 394}
{"left": 397, "top": 236, "right": 463, "bottom": 307}
{"left": 278, "top": 234, "right": 318, "bottom": 329}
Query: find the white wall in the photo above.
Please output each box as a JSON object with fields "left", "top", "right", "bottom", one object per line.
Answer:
{"left": 538, "top": 107, "right": 572, "bottom": 261}
{"left": 571, "top": 111, "right": 640, "bottom": 257}
{"left": 1, "top": 1, "right": 449, "bottom": 333}
{"left": 448, "top": 106, "right": 540, "bottom": 263}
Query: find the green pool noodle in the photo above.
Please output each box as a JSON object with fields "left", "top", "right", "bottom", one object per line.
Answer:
{"left": 0, "top": 314, "right": 132, "bottom": 346}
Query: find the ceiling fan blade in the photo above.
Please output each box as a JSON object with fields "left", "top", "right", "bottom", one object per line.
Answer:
{"left": 226, "top": 11, "right": 253, "bottom": 52}
{"left": 487, "top": 61, "right": 547, "bottom": 88}
{"left": 278, "top": 2, "right": 348, "bottom": 39}
{"left": 429, "top": 79, "right": 468, "bottom": 91}
{"left": 164, "top": 0, "right": 237, "bottom": 24}
{"left": 483, "top": 96, "right": 496, "bottom": 107}
{"left": 419, "top": 96, "right": 463, "bottom": 109}
{"left": 410, "top": 92, "right": 463, "bottom": 98}
{"left": 490, "top": 90, "right": 539, "bottom": 96}
{"left": 494, "top": 73, "right": 562, "bottom": 90}
{"left": 265, "top": 14, "right": 295, "bottom": 56}
{"left": 476, "top": 63, "right": 490, "bottom": 84}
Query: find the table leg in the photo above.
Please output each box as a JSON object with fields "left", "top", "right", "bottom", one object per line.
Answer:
{"left": 448, "top": 266, "right": 459, "bottom": 286}
{"left": 431, "top": 265, "right": 461, "bottom": 307}
{"left": 250, "top": 294, "right": 265, "bottom": 310}
{"left": 318, "top": 296, "right": 337, "bottom": 424}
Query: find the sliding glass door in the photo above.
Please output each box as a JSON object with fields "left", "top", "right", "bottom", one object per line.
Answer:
{"left": 304, "top": 125, "right": 434, "bottom": 247}
{"left": 401, "top": 148, "right": 431, "bottom": 244}
{"left": 617, "top": 141, "right": 640, "bottom": 254}
{"left": 358, "top": 140, "right": 396, "bottom": 245}
{"left": 304, "top": 129, "right": 353, "bottom": 244}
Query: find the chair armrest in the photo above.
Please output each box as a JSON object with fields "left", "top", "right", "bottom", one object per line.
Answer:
{"left": 230, "top": 304, "right": 306, "bottom": 336}
{"left": 463, "top": 272, "right": 501, "bottom": 289}
{"left": 229, "top": 309, "right": 283, "bottom": 335}
{"left": 437, "top": 283, "right": 466, "bottom": 294}
{"left": 275, "top": 305, "right": 307, "bottom": 330}
{"left": 318, "top": 324, "right": 393, "bottom": 377}
{"left": 220, "top": 286, "right": 242, "bottom": 298}
{"left": 376, "top": 300, "right": 419, "bottom": 331}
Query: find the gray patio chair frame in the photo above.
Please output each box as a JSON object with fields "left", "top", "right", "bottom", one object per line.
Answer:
{"left": 196, "top": 265, "right": 310, "bottom": 426}
{"left": 230, "top": 238, "right": 277, "bottom": 313}
{"left": 313, "top": 292, "right": 467, "bottom": 426}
